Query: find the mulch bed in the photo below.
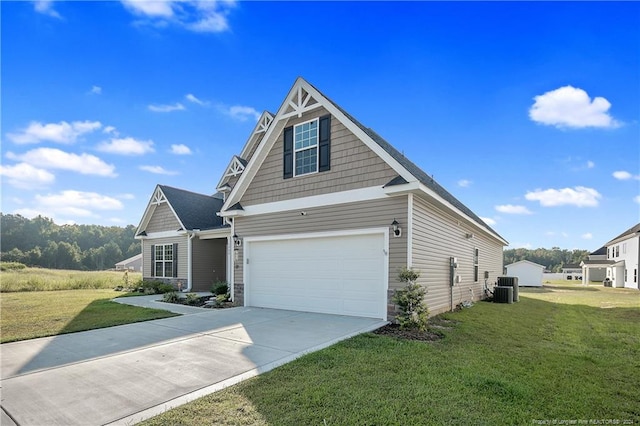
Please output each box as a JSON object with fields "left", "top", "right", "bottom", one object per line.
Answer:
{"left": 162, "top": 295, "right": 234, "bottom": 309}
{"left": 373, "top": 323, "right": 443, "bottom": 342}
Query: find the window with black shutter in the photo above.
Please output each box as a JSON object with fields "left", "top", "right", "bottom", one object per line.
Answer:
{"left": 283, "top": 115, "right": 331, "bottom": 178}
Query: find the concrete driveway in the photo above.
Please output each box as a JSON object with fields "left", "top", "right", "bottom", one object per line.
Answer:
{"left": 0, "top": 296, "right": 386, "bottom": 425}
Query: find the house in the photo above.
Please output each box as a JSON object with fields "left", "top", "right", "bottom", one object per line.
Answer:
{"left": 578, "top": 246, "right": 609, "bottom": 283}
{"left": 135, "top": 77, "right": 508, "bottom": 319}
{"left": 505, "top": 260, "right": 544, "bottom": 287}
{"left": 582, "top": 223, "right": 639, "bottom": 289}
{"left": 562, "top": 264, "right": 582, "bottom": 280}
{"left": 115, "top": 253, "right": 142, "bottom": 272}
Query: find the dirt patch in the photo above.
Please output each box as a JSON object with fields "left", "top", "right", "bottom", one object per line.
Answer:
{"left": 373, "top": 324, "right": 443, "bottom": 342}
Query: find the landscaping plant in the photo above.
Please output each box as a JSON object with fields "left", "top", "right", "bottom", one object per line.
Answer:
{"left": 392, "top": 267, "right": 428, "bottom": 331}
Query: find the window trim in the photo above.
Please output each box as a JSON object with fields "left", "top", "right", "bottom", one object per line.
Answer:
{"left": 473, "top": 247, "right": 479, "bottom": 282}
{"left": 293, "top": 118, "right": 319, "bottom": 177}
{"left": 154, "top": 243, "right": 174, "bottom": 278}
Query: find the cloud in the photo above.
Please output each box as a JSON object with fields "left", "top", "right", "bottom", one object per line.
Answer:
{"left": 121, "top": 0, "right": 235, "bottom": 33}
{"left": 7, "top": 120, "right": 102, "bottom": 144}
{"left": 495, "top": 204, "right": 533, "bottom": 215}
{"left": 97, "top": 137, "right": 155, "bottom": 155}
{"left": 103, "top": 126, "right": 118, "bottom": 135}
{"left": 480, "top": 216, "right": 496, "bottom": 226}
{"left": 185, "top": 93, "right": 208, "bottom": 106}
{"left": 7, "top": 148, "right": 116, "bottom": 177}
{"left": 227, "top": 105, "right": 261, "bottom": 122}
{"left": 512, "top": 242, "right": 533, "bottom": 249}
{"left": 16, "top": 191, "right": 125, "bottom": 221}
{"left": 0, "top": 163, "right": 55, "bottom": 189}
{"left": 139, "top": 165, "right": 179, "bottom": 175}
{"left": 117, "top": 193, "right": 136, "bottom": 200}
{"left": 33, "top": 1, "right": 61, "bottom": 18}
{"left": 457, "top": 179, "right": 472, "bottom": 188}
{"left": 529, "top": 86, "right": 620, "bottom": 129}
{"left": 586, "top": 161, "right": 595, "bottom": 169}
{"left": 148, "top": 102, "right": 185, "bottom": 113}
{"left": 634, "top": 195, "right": 640, "bottom": 205}
{"left": 525, "top": 186, "right": 601, "bottom": 207}
{"left": 582, "top": 233, "right": 593, "bottom": 240}
{"left": 170, "top": 144, "right": 192, "bottom": 155}
{"left": 90, "top": 85, "right": 102, "bottom": 95}
{"left": 612, "top": 170, "right": 640, "bottom": 180}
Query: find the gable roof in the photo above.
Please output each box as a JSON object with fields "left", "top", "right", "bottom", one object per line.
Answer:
{"left": 220, "top": 77, "right": 506, "bottom": 244}
{"left": 505, "top": 260, "right": 545, "bottom": 269}
{"left": 590, "top": 246, "right": 607, "bottom": 256}
{"left": 605, "top": 223, "right": 640, "bottom": 246}
{"left": 137, "top": 185, "right": 226, "bottom": 236}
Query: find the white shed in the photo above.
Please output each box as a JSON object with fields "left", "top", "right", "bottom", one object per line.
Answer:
{"left": 505, "top": 260, "right": 544, "bottom": 287}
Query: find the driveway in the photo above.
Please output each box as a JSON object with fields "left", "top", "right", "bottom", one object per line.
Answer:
{"left": 0, "top": 296, "right": 386, "bottom": 425}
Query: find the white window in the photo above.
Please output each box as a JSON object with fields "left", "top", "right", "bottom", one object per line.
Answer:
{"left": 473, "top": 247, "right": 479, "bottom": 282}
{"left": 155, "top": 244, "right": 174, "bottom": 278}
{"left": 294, "top": 119, "right": 318, "bottom": 176}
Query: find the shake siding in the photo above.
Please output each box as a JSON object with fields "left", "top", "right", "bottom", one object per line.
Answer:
{"left": 192, "top": 238, "right": 227, "bottom": 291}
{"left": 412, "top": 196, "right": 503, "bottom": 316}
{"left": 245, "top": 131, "right": 265, "bottom": 163}
{"left": 240, "top": 107, "right": 397, "bottom": 206}
{"left": 146, "top": 203, "right": 180, "bottom": 233}
{"left": 142, "top": 236, "right": 187, "bottom": 280}
{"left": 233, "top": 196, "right": 408, "bottom": 304}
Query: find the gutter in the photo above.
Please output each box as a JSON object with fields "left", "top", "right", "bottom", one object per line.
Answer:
{"left": 186, "top": 229, "right": 200, "bottom": 292}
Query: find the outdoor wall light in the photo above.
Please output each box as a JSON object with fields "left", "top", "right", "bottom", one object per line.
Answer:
{"left": 391, "top": 219, "right": 402, "bottom": 237}
{"left": 233, "top": 233, "right": 242, "bottom": 247}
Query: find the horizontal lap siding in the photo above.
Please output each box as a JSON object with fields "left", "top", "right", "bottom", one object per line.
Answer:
{"left": 192, "top": 238, "right": 227, "bottom": 291}
{"left": 240, "top": 107, "right": 398, "bottom": 206}
{"left": 233, "top": 196, "right": 408, "bottom": 304}
{"left": 142, "top": 236, "right": 187, "bottom": 280}
{"left": 146, "top": 203, "right": 180, "bottom": 233}
{"left": 412, "top": 197, "right": 503, "bottom": 316}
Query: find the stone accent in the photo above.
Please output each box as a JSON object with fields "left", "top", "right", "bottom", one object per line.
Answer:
{"left": 234, "top": 282, "right": 244, "bottom": 305}
{"left": 387, "top": 288, "right": 398, "bottom": 322}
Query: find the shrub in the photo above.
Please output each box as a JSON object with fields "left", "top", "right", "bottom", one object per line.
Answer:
{"left": 0, "top": 262, "right": 27, "bottom": 271}
{"left": 162, "top": 292, "right": 180, "bottom": 303}
{"left": 140, "top": 280, "right": 175, "bottom": 294}
{"left": 212, "top": 281, "right": 228, "bottom": 295}
{"left": 185, "top": 292, "right": 200, "bottom": 305}
{"left": 392, "top": 267, "right": 428, "bottom": 331}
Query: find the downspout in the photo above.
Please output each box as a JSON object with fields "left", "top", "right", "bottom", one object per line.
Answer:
{"left": 186, "top": 230, "right": 198, "bottom": 292}
{"left": 224, "top": 217, "right": 235, "bottom": 302}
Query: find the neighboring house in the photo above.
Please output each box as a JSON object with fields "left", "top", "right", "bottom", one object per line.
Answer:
{"left": 582, "top": 223, "right": 639, "bottom": 289}
{"left": 136, "top": 77, "right": 508, "bottom": 319}
{"left": 505, "top": 260, "right": 544, "bottom": 287}
{"left": 562, "top": 264, "right": 582, "bottom": 280}
{"left": 579, "top": 246, "right": 609, "bottom": 283}
{"left": 115, "top": 253, "right": 142, "bottom": 272}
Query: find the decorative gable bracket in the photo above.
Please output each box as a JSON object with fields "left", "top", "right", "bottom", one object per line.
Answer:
{"left": 224, "top": 156, "right": 247, "bottom": 178}
{"left": 151, "top": 187, "right": 167, "bottom": 205}
{"left": 281, "top": 85, "right": 322, "bottom": 119}
{"left": 254, "top": 113, "right": 273, "bottom": 134}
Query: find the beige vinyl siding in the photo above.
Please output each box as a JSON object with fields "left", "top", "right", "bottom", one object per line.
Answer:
{"left": 240, "top": 107, "right": 398, "bottom": 206}
{"left": 412, "top": 196, "right": 503, "bottom": 316}
{"left": 146, "top": 203, "right": 180, "bottom": 233}
{"left": 244, "top": 131, "right": 266, "bottom": 163}
{"left": 192, "top": 238, "right": 227, "bottom": 291}
{"left": 233, "top": 195, "right": 408, "bottom": 305}
{"left": 142, "top": 236, "right": 188, "bottom": 281}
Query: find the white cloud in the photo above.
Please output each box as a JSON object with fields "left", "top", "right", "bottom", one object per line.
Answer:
{"left": 529, "top": 86, "right": 620, "bottom": 129}
{"left": 634, "top": 195, "right": 640, "bottom": 205}
{"left": 7, "top": 120, "right": 102, "bottom": 144}
{"left": 36, "top": 190, "right": 123, "bottom": 211}
{"left": 148, "top": 102, "right": 185, "bottom": 113}
{"left": 97, "top": 137, "right": 155, "bottom": 155}
{"left": 227, "top": 105, "right": 261, "bottom": 122}
{"left": 121, "top": 0, "right": 235, "bottom": 33}
{"left": 185, "top": 93, "right": 208, "bottom": 106}
{"left": 612, "top": 170, "right": 640, "bottom": 180}
{"left": 512, "top": 242, "right": 533, "bottom": 249}
{"left": 525, "top": 186, "right": 601, "bottom": 207}
{"left": 582, "top": 233, "right": 593, "bottom": 240}
{"left": 7, "top": 148, "right": 116, "bottom": 177}
{"left": 495, "top": 204, "right": 533, "bottom": 215}
{"left": 103, "top": 126, "right": 118, "bottom": 135}
{"left": 33, "top": 1, "right": 61, "bottom": 18}
{"left": 480, "top": 216, "right": 496, "bottom": 226}
{"left": 170, "top": 144, "right": 192, "bottom": 155}
{"left": 457, "top": 179, "right": 472, "bottom": 188}
{"left": 139, "top": 165, "right": 179, "bottom": 175}
{"left": 0, "top": 163, "right": 55, "bottom": 189}
{"left": 586, "top": 161, "right": 595, "bottom": 169}
{"left": 117, "top": 193, "right": 136, "bottom": 200}
{"left": 90, "top": 85, "right": 102, "bottom": 95}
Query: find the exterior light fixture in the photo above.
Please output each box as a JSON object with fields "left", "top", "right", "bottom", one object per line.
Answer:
{"left": 233, "top": 234, "right": 242, "bottom": 247}
{"left": 391, "top": 219, "right": 402, "bottom": 237}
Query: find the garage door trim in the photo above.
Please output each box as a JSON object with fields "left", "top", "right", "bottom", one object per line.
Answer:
{"left": 243, "top": 227, "right": 389, "bottom": 320}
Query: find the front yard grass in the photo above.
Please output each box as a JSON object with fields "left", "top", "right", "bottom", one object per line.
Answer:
{"left": 142, "top": 284, "right": 640, "bottom": 425}
{"left": 0, "top": 289, "right": 178, "bottom": 343}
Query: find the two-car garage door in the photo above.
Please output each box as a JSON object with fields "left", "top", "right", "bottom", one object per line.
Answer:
{"left": 244, "top": 231, "right": 387, "bottom": 319}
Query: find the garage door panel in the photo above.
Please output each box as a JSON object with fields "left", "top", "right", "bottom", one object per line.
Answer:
{"left": 246, "top": 232, "right": 386, "bottom": 319}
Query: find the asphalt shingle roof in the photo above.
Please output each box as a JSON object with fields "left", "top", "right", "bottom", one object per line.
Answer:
{"left": 159, "top": 185, "right": 226, "bottom": 231}
{"left": 605, "top": 223, "right": 640, "bottom": 246}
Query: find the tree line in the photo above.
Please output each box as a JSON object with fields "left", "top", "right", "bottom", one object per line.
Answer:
{"left": 503, "top": 247, "right": 590, "bottom": 273}
{"left": 1, "top": 213, "right": 139, "bottom": 271}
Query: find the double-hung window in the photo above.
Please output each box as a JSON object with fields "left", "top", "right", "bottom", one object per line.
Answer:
{"left": 294, "top": 119, "right": 318, "bottom": 176}
{"left": 473, "top": 248, "right": 479, "bottom": 282}
{"left": 155, "top": 244, "right": 174, "bottom": 278}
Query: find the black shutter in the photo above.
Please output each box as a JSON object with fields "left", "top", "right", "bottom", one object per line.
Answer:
{"left": 318, "top": 115, "right": 331, "bottom": 172}
{"left": 150, "top": 245, "right": 155, "bottom": 277}
{"left": 173, "top": 243, "right": 178, "bottom": 278}
{"left": 283, "top": 126, "right": 293, "bottom": 179}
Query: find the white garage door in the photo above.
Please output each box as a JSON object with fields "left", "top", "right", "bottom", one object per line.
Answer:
{"left": 245, "top": 231, "right": 387, "bottom": 319}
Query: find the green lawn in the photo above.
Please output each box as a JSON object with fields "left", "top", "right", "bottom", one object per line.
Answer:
{"left": 142, "top": 283, "right": 640, "bottom": 425}
{"left": 0, "top": 289, "right": 178, "bottom": 343}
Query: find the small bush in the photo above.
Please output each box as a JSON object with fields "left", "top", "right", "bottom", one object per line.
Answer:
{"left": 140, "top": 280, "right": 175, "bottom": 294}
{"left": 162, "top": 292, "right": 180, "bottom": 303}
{"left": 392, "top": 267, "right": 429, "bottom": 331}
{"left": 185, "top": 292, "right": 200, "bottom": 305}
{"left": 0, "top": 262, "right": 27, "bottom": 271}
{"left": 212, "top": 281, "right": 228, "bottom": 295}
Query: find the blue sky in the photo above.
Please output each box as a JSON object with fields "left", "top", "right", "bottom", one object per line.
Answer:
{"left": 1, "top": 1, "right": 638, "bottom": 251}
